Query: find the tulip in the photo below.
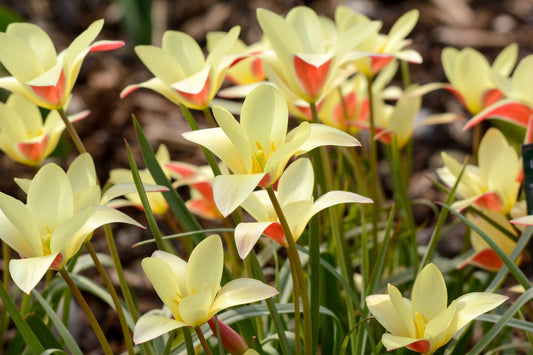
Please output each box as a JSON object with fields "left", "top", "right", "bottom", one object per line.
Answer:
{"left": 183, "top": 84, "right": 359, "bottom": 216}
{"left": 0, "top": 158, "right": 142, "bottom": 294}
{"left": 335, "top": 6, "right": 422, "bottom": 78}
{"left": 257, "top": 6, "right": 379, "bottom": 103}
{"left": 165, "top": 161, "right": 222, "bottom": 220}
{"left": 208, "top": 317, "right": 249, "bottom": 355}
{"left": 133, "top": 235, "right": 278, "bottom": 344}
{"left": 459, "top": 209, "right": 519, "bottom": 271}
{"left": 0, "top": 19, "right": 123, "bottom": 110}
{"left": 235, "top": 158, "right": 372, "bottom": 258}
{"left": 436, "top": 128, "right": 521, "bottom": 215}
{"left": 121, "top": 27, "right": 240, "bottom": 110}
{"left": 465, "top": 54, "right": 533, "bottom": 129}
{"left": 366, "top": 263, "right": 507, "bottom": 353}
{"left": 0, "top": 94, "right": 88, "bottom": 166}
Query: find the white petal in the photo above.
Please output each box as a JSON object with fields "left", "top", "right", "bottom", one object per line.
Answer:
{"left": 10, "top": 254, "right": 59, "bottom": 294}
{"left": 133, "top": 312, "right": 186, "bottom": 344}
{"left": 235, "top": 221, "right": 277, "bottom": 259}
{"left": 187, "top": 235, "right": 223, "bottom": 299}
{"left": 211, "top": 278, "right": 278, "bottom": 315}
{"left": 412, "top": 263, "right": 448, "bottom": 321}
{"left": 295, "top": 123, "right": 360, "bottom": 155}
{"left": 213, "top": 174, "right": 265, "bottom": 217}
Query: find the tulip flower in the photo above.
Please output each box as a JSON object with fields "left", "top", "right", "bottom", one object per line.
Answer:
{"left": 0, "top": 159, "right": 143, "bottom": 294}
{"left": 108, "top": 145, "right": 171, "bottom": 216}
{"left": 366, "top": 263, "right": 507, "bottom": 354}
{"left": 0, "top": 19, "right": 124, "bottom": 110}
{"left": 257, "top": 6, "right": 379, "bottom": 103}
{"left": 206, "top": 31, "right": 267, "bottom": 86}
{"left": 121, "top": 27, "right": 240, "bottom": 110}
{"left": 208, "top": 317, "right": 249, "bottom": 355}
{"left": 459, "top": 209, "right": 519, "bottom": 271}
{"left": 415, "top": 44, "right": 517, "bottom": 116}
{"left": 465, "top": 54, "right": 533, "bottom": 129}
{"left": 165, "top": 161, "right": 222, "bottom": 220}
{"left": 335, "top": 6, "right": 422, "bottom": 78}
{"left": 436, "top": 128, "right": 521, "bottom": 215}
{"left": 235, "top": 158, "right": 372, "bottom": 258}
{"left": 182, "top": 84, "right": 360, "bottom": 217}
{"left": 0, "top": 94, "right": 88, "bottom": 166}
{"left": 133, "top": 234, "right": 278, "bottom": 344}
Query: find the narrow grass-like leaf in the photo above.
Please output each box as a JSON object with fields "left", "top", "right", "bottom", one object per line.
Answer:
{"left": 476, "top": 314, "right": 533, "bottom": 333}
{"left": 132, "top": 228, "right": 236, "bottom": 247}
{"left": 468, "top": 288, "right": 533, "bottom": 354}
{"left": 133, "top": 116, "right": 205, "bottom": 243}
{"left": 32, "top": 290, "right": 83, "bottom": 355}
{"left": 441, "top": 203, "right": 531, "bottom": 289}
{"left": 0, "top": 282, "right": 45, "bottom": 354}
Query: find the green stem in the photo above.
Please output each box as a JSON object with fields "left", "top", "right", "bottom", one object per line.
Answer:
{"left": 202, "top": 107, "right": 218, "bottom": 128}
{"left": 59, "top": 268, "right": 113, "bottom": 355}
{"left": 195, "top": 326, "right": 213, "bottom": 355}
{"left": 310, "top": 102, "right": 358, "bottom": 355}
{"left": 266, "top": 186, "right": 312, "bottom": 355}
{"left": 84, "top": 241, "right": 135, "bottom": 355}
{"left": 366, "top": 75, "right": 380, "bottom": 254}
{"left": 57, "top": 107, "right": 87, "bottom": 154}
{"left": 0, "top": 242, "right": 10, "bottom": 350}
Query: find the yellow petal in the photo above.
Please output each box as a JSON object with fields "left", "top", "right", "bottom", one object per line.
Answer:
{"left": 210, "top": 278, "right": 278, "bottom": 316}
{"left": 186, "top": 235, "right": 223, "bottom": 300}
{"left": 412, "top": 263, "right": 448, "bottom": 321}
{"left": 133, "top": 312, "right": 186, "bottom": 344}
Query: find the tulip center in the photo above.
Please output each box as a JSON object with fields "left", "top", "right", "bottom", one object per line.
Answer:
{"left": 414, "top": 312, "right": 428, "bottom": 338}
{"left": 252, "top": 141, "right": 275, "bottom": 173}
{"left": 41, "top": 226, "right": 53, "bottom": 255}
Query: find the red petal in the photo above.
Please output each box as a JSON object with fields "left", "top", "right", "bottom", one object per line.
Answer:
{"left": 257, "top": 173, "right": 272, "bottom": 188}
{"left": 370, "top": 55, "right": 394, "bottom": 75}
{"left": 263, "top": 222, "right": 287, "bottom": 246}
{"left": 471, "top": 192, "right": 503, "bottom": 213}
{"left": 188, "top": 198, "right": 221, "bottom": 220}
{"left": 482, "top": 88, "right": 504, "bottom": 108}
{"left": 443, "top": 85, "right": 469, "bottom": 110}
{"left": 464, "top": 102, "right": 533, "bottom": 130}
{"left": 30, "top": 69, "right": 65, "bottom": 107}
{"left": 469, "top": 249, "right": 504, "bottom": 271}
{"left": 17, "top": 135, "right": 49, "bottom": 163}
{"left": 406, "top": 339, "right": 431, "bottom": 353}
{"left": 50, "top": 253, "right": 65, "bottom": 270}
{"left": 251, "top": 57, "right": 265, "bottom": 81}
{"left": 293, "top": 55, "right": 332, "bottom": 99}
{"left": 164, "top": 162, "right": 196, "bottom": 178}
{"left": 89, "top": 40, "right": 125, "bottom": 52}
{"left": 176, "top": 75, "right": 211, "bottom": 108}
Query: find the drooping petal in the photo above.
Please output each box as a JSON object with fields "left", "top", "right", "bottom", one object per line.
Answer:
{"left": 212, "top": 174, "right": 266, "bottom": 217}
{"left": 295, "top": 123, "right": 360, "bottom": 155}
{"left": 235, "top": 221, "right": 280, "bottom": 259}
{"left": 411, "top": 263, "right": 448, "bottom": 321}
{"left": 309, "top": 191, "right": 373, "bottom": 219}
{"left": 451, "top": 292, "right": 508, "bottom": 334}
{"left": 210, "top": 278, "right": 278, "bottom": 316}
{"left": 10, "top": 253, "right": 59, "bottom": 294}
{"left": 382, "top": 333, "right": 430, "bottom": 353}
{"left": 186, "top": 234, "right": 223, "bottom": 300}
{"left": 133, "top": 312, "right": 187, "bottom": 344}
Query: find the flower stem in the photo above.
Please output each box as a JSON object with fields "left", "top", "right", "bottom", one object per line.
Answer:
{"left": 57, "top": 107, "right": 87, "bottom": 154}
{"left": 195, "top": 326, "right": 213, "bottom": 355}
{"left": 58, "top": 268, "right": 113, "bottom": 355}
{"left": 0, "top": 242, "right": 11, "bottom": 350}
{"left": 84, "top": 241, "right": 135, "bottom": 355}
{"left": 266, "top": 186, "right": 312, "bottom": 355}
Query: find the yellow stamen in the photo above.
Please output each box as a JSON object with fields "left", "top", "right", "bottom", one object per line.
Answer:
{"left": 414, "top": 312, "right": 428, "bottom": 338}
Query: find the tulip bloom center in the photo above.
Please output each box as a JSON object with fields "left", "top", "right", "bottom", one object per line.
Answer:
{"left": 30, "top": 69, "right": 66, "bottom": 108}
{"left": 252, "top": 141, "right": 275, "bottom": 173}
{"left": 414, "top": 312, "right": 428, "bottom": 338}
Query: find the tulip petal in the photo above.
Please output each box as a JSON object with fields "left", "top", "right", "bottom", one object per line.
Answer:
{"left": 133, "top": 312, "right": 186, "bottom": 344}
{"left": 464, "top": 100, "right": 533, "bottom": 130}
{"left": 388, "top": 284, "right": 416, "bottom": 338}
{"left": 452, "top": 292, "right": 508, "bottom": 333}
{"left": 142, "top": 257, "right": 182, "bottom": 318}
{"left": 135, "top": 45, "right": 184, "bottom": 85}
{"left": 310, "top": 191, "right": 373, "bottom": 218}
{"left": 179, "top": 290, "right": 212, "bottom": 327}
{"left": 151, "top": 250, "right": 188, "bottom": 298}
{"left": 0, "top": 31, "right": 44, "bottom": 82}
{"left": 100, "top": 183, "right": 168, "bottom": 206}
{"left": 235, "top": 221, "right": 279, "bottom": 259}
{"left": 366, "top": 294, "right": 412, "bottom": 338}
{"left": 187, "top": 235, "right": 223, "bottom": 299}
{"left": 295, "top": 123, "right": 360, "bottom": 155}
{"left": 10, "top": 253, "right": 59, "bottom": 294}
{"left": 424, "top": 301, "right": 456, "bottom": 350}
{"left": 382, "top": 334, "right": 430, "bottom": 353}
{"left": 211, "top": 278, "right": 278, "bottom": 316}
{"left": 0, "top": 193, "right": 41, "bottom": 256}
{"left": 277, "top": 158, "right": 314, "bottom": 206}
{"left": 412, "top": 263, "right": 447, "bottom": 321}
{"left": 213, "top": 174, "right": 265, "bottom": 217}
{"left": 66, "top": 153, "right": 97, "bottom": 193}
{"left": 50, "top": 207, "right": 92, "bottom": 261}
{"left": 162, "top": 30, "right": 204, "bottom": 75}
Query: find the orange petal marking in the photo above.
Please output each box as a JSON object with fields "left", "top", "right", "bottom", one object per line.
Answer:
{"left": 17, "top": 135, "right": 49, "bottom": 163}
{"left": 464, "top": 102, "right": 533, "bottom": 130}
{"left": 370, "top": 55, "right": 394, "bottom": 75}
{"left": 293, "top": 55, "right": 331, "bottom": 99}
{"left": 176, "top": 75, "right": 211, "bottom": 108}
{"left": 482, "top": 88, "right": 504, "bottom": 108}
{"left": 89, "top": 41, "right": 125, "bottom": 53}
{"left": 30, "top": 69, "right": 65, "bottom": 107}
{"left": 263, "top": 222, "right": 287, "bottom": 247}
{"left": 406, "top": 339, "right": 431, "bottom": 354}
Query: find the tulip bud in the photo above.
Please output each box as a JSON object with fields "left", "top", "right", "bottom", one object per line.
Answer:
{"left": 208, "top": 317, "right": 249, "bottom": 355}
